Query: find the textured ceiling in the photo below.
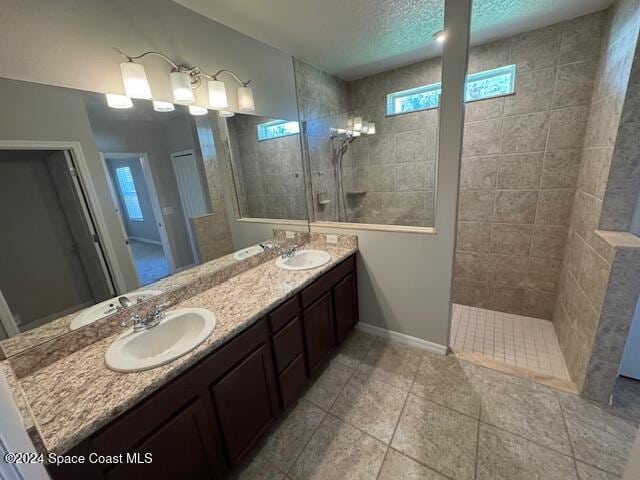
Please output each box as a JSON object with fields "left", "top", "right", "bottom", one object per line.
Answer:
{"left": 174, "top": 0, "right": 612, "bottom": 80}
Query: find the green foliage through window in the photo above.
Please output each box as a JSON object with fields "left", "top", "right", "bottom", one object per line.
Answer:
{"left": 386, "top": 65, "right": 516, "bottom": 115}
{"left": 256, "top": 119, "right": 300, "bottom": 141}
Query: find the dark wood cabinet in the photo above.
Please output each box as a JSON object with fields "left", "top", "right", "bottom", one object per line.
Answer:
{"left": 50, "top": 253, "right": 358, "bottom": 480}
{"left": 334, "top": 273, "right": 358, "bottom": 343}
{"left": 211, "top": 344, "right": 278, "bottom": 466}
{"left": 302, "top": 292, "right": 335, "bottom": 375}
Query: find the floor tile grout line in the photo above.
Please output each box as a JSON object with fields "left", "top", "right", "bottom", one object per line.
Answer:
{"left": 284, "top": 346, "right": 368, "bottom": 477}
{"left": 554, "top": 390, "right": 582, "bottom": 479}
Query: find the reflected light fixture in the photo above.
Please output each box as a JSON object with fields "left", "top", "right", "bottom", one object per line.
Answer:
{"left": 105, "top": 93, "right": 133, "bottom": 109}
{"left": 113, "top": 47, "right": 254, "bottom": 111}
{"left": 237, "top": 86, "right": 255, "bottom": 112}
{"left": 353, "top": 116, "right": 363, "bottom": 131}
{"left": 368, "top": 122, "right": 376, "bottom": 135}
{"left": 218, "top": 110, "right": 235, "bottom": 118}
{"left": 435, "top": 30, "right": 447, "bottom": 43}
{"left": 120, "top": 61, "right": 152, "bottom": 99}
{"left": 152, "top": 100, "right": 175, "bottom": 112}
{"left": 188, "top": 105, "right": 208, "bottom": 116}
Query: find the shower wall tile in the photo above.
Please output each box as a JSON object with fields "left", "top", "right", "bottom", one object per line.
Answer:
{"left": 497, "top": 153, "right": 544, "bottom": 189}
{"left": 503, "top": 67, "right": 555, "bottom": 116}
{"left": 462, "top": 119, "right": 502, "bottom": 156}
{"left": 457, "top": 222, "right": 491, "bottom": 253}
{"left": 540, "top": 150, "right": 582, "bottom": 189}
{"left": 460, "top": 156, "right": 498, "bottom": 190}
{"left": 494, "top": 190, "right": 538, "bottom": 224}
{"left": 531, "top": 225, "right": 568, "bottom": 260}
{"left": 455, "top": 11, "right": 607, "bottom": 321}
{"left": 500, "top": 112, "right": 550, "bottom": 153}
{"left": 489, "top": 224, "right": 533, "bottom": 256}
{"left": 535, "top": 190, "right": 574, "bottom": 225}
{"left": 547, "top": 106, "right": 590, "bottom": 150}
{"left": 458, "top": 191, "right": 495, "bottom": 222}
{"left": 509, "top": 24, "right": 563, "bottom": 72}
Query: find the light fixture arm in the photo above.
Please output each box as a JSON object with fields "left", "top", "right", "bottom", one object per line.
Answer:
{"left": 113, "top": 47, "right": 251, "bottom": 87}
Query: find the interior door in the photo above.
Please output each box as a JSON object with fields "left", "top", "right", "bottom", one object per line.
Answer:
{"left": 171, "top": 151, "right": 208, "bottom": 263}
{"left": 45, "top": 151, "right": 114, "bottom": 302}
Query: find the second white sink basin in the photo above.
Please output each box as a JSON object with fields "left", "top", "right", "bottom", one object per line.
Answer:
{"left": 105, "top": 308, "right": 216, "bottom": 372}
{"left": 275, "top": 249, "right": 331, "bottom": 271}
{"left": 233, "top": 244, "right": 264, "bottom": 261}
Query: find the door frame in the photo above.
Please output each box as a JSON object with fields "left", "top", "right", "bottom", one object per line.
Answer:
{"left": 171, "top": 149, "right": 202, "bottom": 264}
{"left": 101, "top": 152, "right": 177, "bottom": 283}
{"left": 0, "top": 140, "right": 122, "bottom": 290}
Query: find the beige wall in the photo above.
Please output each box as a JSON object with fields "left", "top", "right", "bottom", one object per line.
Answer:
{"left": 0, "top": 0, "right": 298, "bottom": 120}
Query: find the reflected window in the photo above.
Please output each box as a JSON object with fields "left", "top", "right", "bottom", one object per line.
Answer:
{"left": 386, "top": 64, "right": 516, "bottom": 115}
{"left": 256, "top": 119, "right": 300, "bottom": 141}
{"left": 115, "top": 166, "right": 143, "bottom": 221}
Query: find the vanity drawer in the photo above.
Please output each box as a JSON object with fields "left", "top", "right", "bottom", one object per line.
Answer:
{"left": 301, "top": 255, "right": 355, "bottom": 308}
{"left": 272, "top": 316, "right": 304, "bottom": 373}
{"left": 278, "top": 353, "right": 306, "bottom": 409}
{"left": 268, "top": 295, "right": 300, "bottom": 333}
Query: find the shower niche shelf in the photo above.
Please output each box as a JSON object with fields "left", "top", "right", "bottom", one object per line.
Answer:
{"left": 346, "top": 190, "right": 367, "bottom": 196}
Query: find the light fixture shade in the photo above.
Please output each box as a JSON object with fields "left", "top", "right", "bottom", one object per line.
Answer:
{"left": 435, "top": 30, "right": 447, "bottom": 43}
{"left": 237, "top": 86, "right": 255, "bottom": 112}
{"left": 368, "top": 122, "right": 376, "bottom": 135}
{"left": 218, "top": 110, "right": 235, "bottom": 118}
{"left": 105, "top": 93, "right": 133, "bottom": 109}
{"left": 170, "top": 71, "right": 195, "bottom": 104}
{"left": 208, "top": 80, "right": 229, "bottom": 109}
{"left": 188, "top": 105, "right": 208, "bottom": 116}
{"left": 352, "top": 130, "right": 361, "bottom": 137}
{"left": 120, "top": 62, "right": 152, "bottom": 99}
{"left": 153, "top": 101, "right": 175, "bottom": 112}
{"left": 353, "top": 116, "right": 363, "bottom": 131}
{"left": 361, "top": 121, "right": 369, "bottom": 134}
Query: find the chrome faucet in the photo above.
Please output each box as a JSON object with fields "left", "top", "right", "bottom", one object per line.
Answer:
{"left": 122, "top": 302, "right": 170, "bottom": 331}
{"left": 118, "top": 296, "right": 133, "bottom": 309}
{"left": 260, "top": 241, "right": 299, "bottom": 259}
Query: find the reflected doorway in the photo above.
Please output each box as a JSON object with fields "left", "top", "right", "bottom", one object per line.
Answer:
{"left": 103, "top": 153, "right": 173, "bottom": 286}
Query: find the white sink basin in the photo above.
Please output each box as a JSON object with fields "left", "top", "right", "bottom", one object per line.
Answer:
{"left": 233, "top": 244, "right": 264, "bottom": 261}
{"left": 275, "top": 249, "right": 331, "bottom": 271}
{"left": 70, "top": 290, "right": 162, "bottom": 330}
{"left": 105, "top": 308, "right": 216, "bottom": 372}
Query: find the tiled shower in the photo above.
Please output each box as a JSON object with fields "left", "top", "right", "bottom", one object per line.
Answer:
{"left": 298, "top": 1, "right": 640, "bottom": 386}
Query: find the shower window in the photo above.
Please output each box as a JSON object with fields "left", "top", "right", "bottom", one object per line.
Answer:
{"left": 386, "top": 64, "right": 516, "bottom": 115}
{"left": 256, "top": 119, "right": 300, "bottom": 141}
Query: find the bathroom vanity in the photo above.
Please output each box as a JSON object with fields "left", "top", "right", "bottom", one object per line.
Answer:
{"left": 44, "top": 250, "right": 358, "bottom": 479}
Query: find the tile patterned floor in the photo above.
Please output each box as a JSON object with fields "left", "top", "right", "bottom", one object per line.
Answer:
{"left": 450, "top": 303, "right": 571, "bottom": 381}
{"left": 233, "top": 331, "right": 639, "bottom": 480}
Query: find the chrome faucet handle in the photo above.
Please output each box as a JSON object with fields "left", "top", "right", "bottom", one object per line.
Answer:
{"left": 147, "top": 302, "right": 171, "bottom": 328}
{"left": 121, "top": 314, "right": 146, "bottom": 331}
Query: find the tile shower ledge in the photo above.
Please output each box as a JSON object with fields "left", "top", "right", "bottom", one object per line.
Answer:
{"left": 13, "top": 242, "right": 357, "bottom": 456}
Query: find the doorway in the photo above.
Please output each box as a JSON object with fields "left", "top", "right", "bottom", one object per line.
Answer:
{"left": 171, "top": 149, "right": 210, "bottom": 264}
{"left": 0, "top": 149, "right": 115, "bottom": 335}
{"left": 103, "top": 153, "right": 173, "bottom": 286}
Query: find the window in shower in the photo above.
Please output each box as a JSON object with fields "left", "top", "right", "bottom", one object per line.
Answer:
{"left": 256, "top": 119, "right": 300, "bottom": 141}
{"left": 386, "top": 64, "right": 516, "bottom": 115}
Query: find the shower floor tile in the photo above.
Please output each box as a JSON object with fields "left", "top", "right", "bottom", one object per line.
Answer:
{"left": 450, "top": 304, "right": 570, "bottom": 381}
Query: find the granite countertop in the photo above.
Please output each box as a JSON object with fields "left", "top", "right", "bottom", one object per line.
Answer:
{"left": 16, "top": 241, "right": 357, "bottom": 455}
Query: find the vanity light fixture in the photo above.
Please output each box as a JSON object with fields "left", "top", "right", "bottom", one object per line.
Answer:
{"left": 120, "top": 61, "right": 152, "bottom": 99}
{"left": 353, "top": 116, "right": 363, "bottom": 131}
{"left": 112, "top": 47, "right": 255, "bottom": 111}
{"left": 434, "top": 30, "right": 447, "bottom": 43}
{"left": 188, "top": 105, "right": 208, "bottom": 116}
{"left": 105, "top": 93, "right": 133, "bottom": 109}
{"left": 152, "top": 101, "right": 175, "bottom": 112}
{"left": 368, "top": 122, "right": 376, "bottom": 135}
{"left": 329, "top": 116, "right": 376, "bottom": 139}
{"left": 218, "top": 110, "right": 235, "bottom": 118}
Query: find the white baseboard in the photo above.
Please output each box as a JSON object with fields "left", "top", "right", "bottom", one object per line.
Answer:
{"left": 128, "top": 236, "right": 162, "bottom": 246}
{"left": 355, "top": 322, "right": 448, "bottom": 356}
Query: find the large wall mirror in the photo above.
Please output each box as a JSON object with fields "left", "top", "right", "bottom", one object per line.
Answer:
{"left": 0, "top": 76, "right": 309, "bottom": 356}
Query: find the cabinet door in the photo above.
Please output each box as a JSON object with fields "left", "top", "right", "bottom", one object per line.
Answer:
{"left": 104, "top": 400, "right": 220, "bottom": 480}
{"left": 212, "top": 344, "right": 278, "bottom": 466}
{"left": 334, "top": 272, "right": 357, "bottom": 344}
{"left": 302, "top": 292, "right": 334, "bottom": 375}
